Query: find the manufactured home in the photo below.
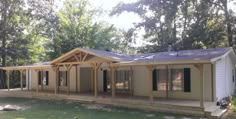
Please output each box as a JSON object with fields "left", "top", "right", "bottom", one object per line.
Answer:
{"left": 1, "top": 47, "right": 236, "bottom": 117}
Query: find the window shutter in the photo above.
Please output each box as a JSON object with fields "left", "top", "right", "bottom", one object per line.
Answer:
{"left": 46, "top": 71, "right": 49, "bottom": 85}
{"left": 184, "top": 68, "right": 191, "bottom": 92}
{"left": 38, "top": 71, "right": 41, "bottom": 85}
{"left": 152, "top": 69, "right": 157, "bottom": 91}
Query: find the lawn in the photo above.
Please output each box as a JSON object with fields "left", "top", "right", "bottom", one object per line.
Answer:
{"left": 0, "top": 97, "right": 200, "bottom": 119}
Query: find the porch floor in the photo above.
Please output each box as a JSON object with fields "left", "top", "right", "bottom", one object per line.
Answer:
{"left": 0, "top": 88, "right": 215, "bottom": 108}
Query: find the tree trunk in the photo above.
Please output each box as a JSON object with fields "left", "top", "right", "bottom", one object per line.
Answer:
{"left": 223, "top": 0, "right": 233, "bottom": 47}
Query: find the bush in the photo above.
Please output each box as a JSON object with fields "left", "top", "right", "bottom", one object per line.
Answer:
{"left": 231, "top": 97, "right": 236, "bottom": 111}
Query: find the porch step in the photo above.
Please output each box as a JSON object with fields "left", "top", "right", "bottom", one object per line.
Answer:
{"left": 211, "top": 108, "right": 227, "bottom": 119}
{"left": 205, "top": 105, "right": 227, "bottom": 119}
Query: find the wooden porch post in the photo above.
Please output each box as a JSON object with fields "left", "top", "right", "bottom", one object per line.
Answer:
{"left": 166, "top": 65, "right": 169, "bottom": 98}
{"left": 20, "top": 70, "right": 23, "bottom": 91}
{"left": 35, "top": 70, "right": 39, "bottom": 93}
{"left": 41, "top": 70, "right": 43, "bottom": 91}
{"left": 55, "top": 69, "right": 58, "bottom": 94}
{"left": 94, "top": 67, "right": 98, "bottom": 97}
{"left": 129, "top": 67, "right": 133, "bottom": 96}
{"left": 6, "top": 70, "right": 10, "bottom": 91}
{"left": 65, "top": 64, "right": 73, "bottom": 95}
{"left": 54, "top": 66, "right": 59, "bottom": 95}
{"left": 92, "top": 63, "right": 102, "bottom": 97}
{"left": 200, "top": 64, "right": 204, "bottom": 108}
{"left": 27, "top": 69, "right": 30, "bottom": 90}
{"left": 147, "top": 65, "right": 154, "bottom": 102}
{"left": 195, "top": 64, "right": 204, "bottom": 108}
{"left": 76, "top": 64, "right": 78, "bottom": 93}
{"left": 110, "top": 66, "right": 116, "bottom": 98}
{"left": 90, "top": 67, "right": 94, "bottom": 92}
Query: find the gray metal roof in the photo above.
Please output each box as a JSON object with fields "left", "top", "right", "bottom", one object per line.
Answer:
{"left": 127, "top": 47, "right": 233, "bottom": 63}
{"left": 84, "top": 47, "right": 233, "bottom": 63}
{"left": 33, "top": 47, "right": 234, "bottom": 66}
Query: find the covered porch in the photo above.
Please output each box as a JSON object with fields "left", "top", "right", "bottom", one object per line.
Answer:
{"left": 0, "top": 48, "right": 217, "bottom": 116}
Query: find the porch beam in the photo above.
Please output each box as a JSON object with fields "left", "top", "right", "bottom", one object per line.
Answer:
{"left": 73, "top": 54, "right": 80, "bottom": 61}
{"left": 146, "top": 65, "right": 154, "bottom": 102}
{"left": 82, "top": 53, "right": 88, "bottom": 61}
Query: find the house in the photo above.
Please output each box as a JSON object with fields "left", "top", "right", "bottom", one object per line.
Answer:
{"left": 1, "top": 47, "right": 236, "bottom": 117}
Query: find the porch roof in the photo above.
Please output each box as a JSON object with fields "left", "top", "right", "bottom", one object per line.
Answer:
{"left": 115, "top": 47, "right": 234, "bottom": 66}
{"left": 1, "top": 47, "right": 234, "bottom": 70}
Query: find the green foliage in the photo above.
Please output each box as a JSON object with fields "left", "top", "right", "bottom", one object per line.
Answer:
{"left": 231, "top": 97, "right": 236, "bottom": 111}
{"left": 46, "top": 0, "right": 128, "bottom": 60}
{"left": 111, "top": 0, "right": 236, "bottom": 53}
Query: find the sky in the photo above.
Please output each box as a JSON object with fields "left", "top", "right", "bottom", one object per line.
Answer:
{"left": 89, "top": 0, "right": 141, "bottom": 30}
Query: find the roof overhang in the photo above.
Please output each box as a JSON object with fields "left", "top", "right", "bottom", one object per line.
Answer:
{"left": 113, "top": 59, "right": 212, "bottom": 67}
{"left": 210, "top": 48, "right": 236, "bottom": 64}
{"left": 0, "top": 65, "right": 52, "bottom": 71}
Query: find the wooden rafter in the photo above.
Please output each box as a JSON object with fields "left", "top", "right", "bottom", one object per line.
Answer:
{"left": 82, "top": 53, "right": 88, "bottom": 61}
{"left": 74, "top": 54, "right": 80, "bottom": 61}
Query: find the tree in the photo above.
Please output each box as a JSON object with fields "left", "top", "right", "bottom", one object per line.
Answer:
{"left": 0, "top": 0, "right": 55, "bottom": 88}
{"left": 46, "top": 0, "right": 128, "bottom": 60}
{"left": 111, "top": 0, "right": 236, "bottom": 53}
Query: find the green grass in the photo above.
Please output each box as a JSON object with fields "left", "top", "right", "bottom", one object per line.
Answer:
{"left": 231, "top": 97, "right": 236, "bottom": 111}
{"left": 0, "top": 97, "right": 199, "bottom": 119}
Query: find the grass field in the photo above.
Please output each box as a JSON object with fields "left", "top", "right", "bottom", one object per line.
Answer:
{"left": 0, "top": 97, "right": 200, "bottom": 119}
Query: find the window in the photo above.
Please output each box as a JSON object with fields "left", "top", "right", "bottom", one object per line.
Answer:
{"left": 59, "top": 71, "right": 67, "bottom": 86}
{"left": 152, "top": 69, "right": 168, "bottom": 91}
{"left": 171, "top": 68, "right": 191, "bottom": 92}
{"left": 38, "top": 71, "right": 49, "bottom": 86}
{"left": 115, "top": 70, "right": 130, "bottom": 91}
{"left": 171, "top": 69, "right": 184, "bottom": 91}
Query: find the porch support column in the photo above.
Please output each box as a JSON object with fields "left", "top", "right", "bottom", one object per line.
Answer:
{"left": 200, "top": 65, "right": 204, "bottom": 108}
{"left": 147, "top": 65, "right": 154, "bottom": 102}
{"left": 53, "top": 65, "right": 59, "bottom": 95}
{"left": 20, "top": 70, "right": 23, "bottom": 91}
{"left": 75, "top": 64, "right": 78, "bottom": 93}
{"left": 41, "top": 70, "right": 43, "bottom": 91}
{"left": 35, "top": 70, "right": 39, "bottom": 93}
{"left": 65, "top": 64, "right": 73, "bottom": 95}
{"left": 166, "top": 65, "right": 169, "bottom": 98}
{"left": 91, "top": 63, "right": 102, "bottom": 97}
{"left": 110, "top": 65, "right": 117, "bottom": 98}
{"left": 6, "top": 70, "right": 10, "bottom": 91}
{"left": 195, "top": 64, "right": 204, "bottom": 108}
{"left": 129, "top": 67, "right": 133, "bottom": 96}
{"left": 27, "top": 69, "right": 30, "bottom": 90}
